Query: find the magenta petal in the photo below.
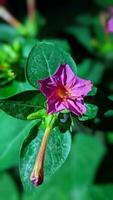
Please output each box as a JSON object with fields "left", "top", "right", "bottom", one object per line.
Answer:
{"left": 64, "top": 97, "right": 86, "bottom": 116}
{"left": 70, "top": 77, "right": 93, "bottom": 97}
{"left": 106, "top": 18, "right": 113, "bottom": 33}
{"left": 47, "top": 95, "right": 65, "bottom": 114}
{"left": 39, "top": 77, "right": 57, "bottom": 98}
{"left": 54, "top": 64, "right": 76, "bottom": 86}
{"left": 38, "top": 64, "right": 77, "bottom": 98}
{"left": 38, "top": 64, "right": 93, "bottom": 116}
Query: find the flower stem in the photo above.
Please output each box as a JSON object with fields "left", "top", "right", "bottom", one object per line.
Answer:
{"left": 0, "top": 6, "right": 21, "bottom": 28}
{"left": 99, "top": 12, "right": 109, "bottom": 40}
{"left": 27, "top": 0, "right": 36, "bottom": 21}
{"left": 30, "top": 115, "right": 56, "bottom": 186}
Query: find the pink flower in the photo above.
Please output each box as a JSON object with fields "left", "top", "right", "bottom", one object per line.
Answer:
{"left": 106, "top": 7, "right": 113, "bottom": 33}
{"left": 39, "top": 64, "right": 93, "bottom": 116}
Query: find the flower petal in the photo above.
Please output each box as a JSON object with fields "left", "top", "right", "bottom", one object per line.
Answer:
{"left": 53, "top": 64, "right": 76, "bottom": 86}
{"left": 47, "top": 95, "right": 65, "bottom": 114}
{"left": 39, "top": 64, "right": 93, "bottom": 116}
{"left": 70, "top": 77, "right": 93, "bottom": 97}
{"left": 64, "top": 97, "right": 86, "bottom": 116}
{"left": 106, "top": 18, "right": 113, "bottom": 33}
{"left": 39, "top": 77, "right": 57, "bottom": 98}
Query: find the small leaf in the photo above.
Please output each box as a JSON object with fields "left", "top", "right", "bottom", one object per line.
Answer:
{"left": 26, "top": 41, "right": 77, "bottom": 88}
{"left": 88, "top": 86, "right": 97, "bottom": 96}
{"left": 104, "top": 110, "right": 113, "bottom": 117}
{"left": 0, "top": 90, "right": 45, "bottom": 120}
{"left": 79, "top": 104, "right": 98, "bottom": 121}
{"left": 107, "top": 132, "right": 113, "bottom": 144}
{"left": 20, "top": 124, "right": 71, "bottom": 192}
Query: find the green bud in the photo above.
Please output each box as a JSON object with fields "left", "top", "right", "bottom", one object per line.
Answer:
{"left": 27, "top": 109, "right": 46, "bottom": 120}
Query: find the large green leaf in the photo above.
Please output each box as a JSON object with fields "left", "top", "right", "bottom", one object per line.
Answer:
{"left": 23, "top": 134, "right": 105, "bottom": 199}
{"left": 21, "top": 39, "right": 39, "bottom": 58}
{"left": 0, "top": 111, "right": 37, "bottom": 170}
{"left": 22, "top": 186, "right": 68, "bottom": 200}
{"left": 0, "top": 90, "right": 45, "bottom": 120}
{"left": 22, "top": 39, "right": 70, "bottom": 58}
{"left": 0, "top": 81, "right": 35, "bottom": 98}
{"left": 71, "top": 185, "right": 113, "bottom": 200}
{"left": 45, "top": 39, "right": 71, "bottom": 52}
{"left": 20, "top": 124, "right": 71, "bottom": 192}
{"left": 0, "top": 173, "right": 19, "bottom": 200}
{"left": 23, "top": 184, "right": 113, "bottom": 200}
{"left": 26, "top": 41, "right": 77, "bottom": 88}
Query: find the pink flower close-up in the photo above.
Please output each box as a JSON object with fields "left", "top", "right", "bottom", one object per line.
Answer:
{"left": 39, "top": 64, "right": 93, "bottom": 116}
{"left": 106, "top": 7, "right": 113, "bottom": 33}
{"left": 106, "top": 18, "right": 113, "bottom": 32}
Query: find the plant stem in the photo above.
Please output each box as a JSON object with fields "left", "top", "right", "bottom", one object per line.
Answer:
{"left": 30, "top": 115, "right": 56, "bottom": 186}
{"left": 0, "top": 6, "right": 21, "bottom": 27}
{"left": 27, "top": 0, "right": 36, "bottom": 20}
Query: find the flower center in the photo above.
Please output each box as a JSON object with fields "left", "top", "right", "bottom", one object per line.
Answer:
{"left": 56, "top": 86, "right": 69, "bottom": 99}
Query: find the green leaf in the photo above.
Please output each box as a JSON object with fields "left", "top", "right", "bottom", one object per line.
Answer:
{"left": 66, "top": 26, "right": 93, "bottom": 52}
{"left": 0, "top": 173, "right": 19, "bottom": 200}
{"left": 79, "top": 103, "right": 98, "bottom": 121}
{"left": 0, "top": 24, "right": 19, "bottom": 42}
{"left": 0, "top": 111, "right": 37, "bottom": 170}
{"left": 0, "top": 81, "right": 35, "bottom": 98}
{"left": 58, "top": 133, "right": 105, "bottom": 190}
{"left": 26, "top": 41, "right": 77, "bottom": 88}
{"left": 108, "top": 95, "right": 113, "bottom": 101}
{"left": 75, "top": 14, "right": 93, "bottom": 26}
{"left": 46, "top": 39, "right": 71, "bottom": 52}
{"left": 94, "top": 0, "right": 113, "bottom": 7}
{"left": 23, "top": 134, "right": 105, "bottom": 199}
{"left": 21, "top": 39, "right": 38, "bottom": 58}
{"left": 78, "top": 59, "right": 105, "bottom": 85}
{"left": 107, "top": 132, "right": 113, "bottom": 144}
{"left": 88, "top": 86, "right": 97, "bottom": 96}
{"left": 22, "top": 186, "right": 68, "bottom": 200}
{"left": 23, "top": 184, "right": 113, "bottom": 200}
{"left": 104, "top": 110, "right": 113, "bottom": 117}
{"left": 20, "top": 124, "right": 71, "bottom": 192}
{"left": 68, "top": 185, "right": 113, "bottom": 200}
{"left": 0, "top": 90, "right": 45, "bottom": 120}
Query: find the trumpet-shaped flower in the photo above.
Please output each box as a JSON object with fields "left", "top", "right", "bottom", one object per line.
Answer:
{"left": 39, "top": 64, "right": 93, "bottom": 116}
